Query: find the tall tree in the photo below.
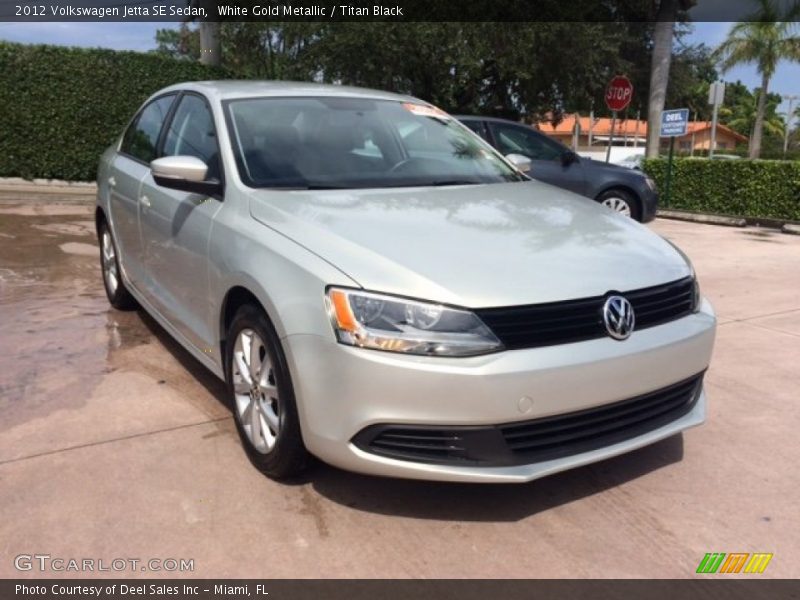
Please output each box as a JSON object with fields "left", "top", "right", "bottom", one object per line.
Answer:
{"left": 199, "top": 22, "right": 221, "bottom": 66}
{"left": 714, "top": 0, "right": 800, "bottom": 158}
{"left": 646, "top": 0, "right": 680, "bottom": 158}
{"left": 189, "top": 0, "right": 220, "bottom": 66}
{"left": 667, "top": 42, "right": 718, "bottom": 120}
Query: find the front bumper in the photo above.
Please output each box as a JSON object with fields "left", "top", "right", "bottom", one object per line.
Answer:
{"left": 284, "top": 300, "right": 715, "bottom": 483}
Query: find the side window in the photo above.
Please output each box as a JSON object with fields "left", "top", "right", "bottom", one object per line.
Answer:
{"left": 121, "top": 95, "right": 175, "bottom": 163}
{"left": 162, "top": 94, "right": 221, "bottom": 180}
{"left": 461, "top": 120, "right": 489, "bottom": 141}
{"left": 490, "top": 123, "right": 564, "bottom": 161}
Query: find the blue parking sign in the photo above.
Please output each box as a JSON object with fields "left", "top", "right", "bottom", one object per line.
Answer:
{"left": 660, "top": 109, "right": 689, "bottom": 137}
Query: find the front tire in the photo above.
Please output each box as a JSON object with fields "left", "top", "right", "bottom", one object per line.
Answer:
{"left": 596, "top": 188, "right": 641, "bottom": 221}
{"left": 226, "top": 304, "right": 309, "bottom": 479}
{"left": 98, "top": 220, "right": 138, "bottom": 310}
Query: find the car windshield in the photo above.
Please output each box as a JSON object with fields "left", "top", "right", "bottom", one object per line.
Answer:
{"left": 225, "top": 96, "right": 524, "bottom": 189}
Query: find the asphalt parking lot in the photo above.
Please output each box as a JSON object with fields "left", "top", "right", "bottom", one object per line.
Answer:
{"left": 1, "top": 194, "right": 799, "bottom": 579}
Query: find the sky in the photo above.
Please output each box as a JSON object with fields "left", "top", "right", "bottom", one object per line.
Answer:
{"left": 686, "top": 22, "right": 800, "bottom": 119}
{"left": 1, "top": 20, "right": 799, "bottom": 121}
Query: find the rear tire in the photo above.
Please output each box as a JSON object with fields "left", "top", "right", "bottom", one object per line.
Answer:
{"left": 98, "top": 220, "right": 138, "bottom": 310}
{"left": 596, "top": 188, "right": 642, "bottom": 222}
{"left": 226, "top": 304, "right": 309, "bottom": 480}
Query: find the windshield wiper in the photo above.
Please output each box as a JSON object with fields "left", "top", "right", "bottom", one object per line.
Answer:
{"left": 270, "top": 181, "right": 484, "bottom": 190}
{"left": 429, "top": 179, "right": 482, "bottom": 187}
{"left": 302, "top": 184, "right": 354, "bottom": 190}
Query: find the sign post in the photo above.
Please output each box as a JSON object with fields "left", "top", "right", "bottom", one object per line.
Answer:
{"left": 604, "top": 75, "right": 634, "bottom": 162}
{"left": 708, "top": 82, "right": 725, "bottom": 158}
{"left": 660, "top": 108, "right": 690, "bottom": 207}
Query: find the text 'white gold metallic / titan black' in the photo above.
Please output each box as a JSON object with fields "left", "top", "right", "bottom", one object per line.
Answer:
{"left": 603, "top": 295, "right": 635, "bottom": 340}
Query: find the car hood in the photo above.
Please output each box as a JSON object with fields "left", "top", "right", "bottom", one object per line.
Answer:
{"left": 249, "top": 181, "right": 689, "bottom": 308}
{"left": 584, "top": 157, "right": 643, "bottom": 175}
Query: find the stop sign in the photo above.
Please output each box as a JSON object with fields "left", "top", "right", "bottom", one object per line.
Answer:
{"left": 605, "top": 75, "right": 634, "bottom": 112}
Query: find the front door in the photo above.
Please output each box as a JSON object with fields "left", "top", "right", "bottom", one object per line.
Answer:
{"left": 138, "top": 93, "right": 223, "bottom": 353}
{"left": 488, "top": 121, "right": 587, "bottom": 196}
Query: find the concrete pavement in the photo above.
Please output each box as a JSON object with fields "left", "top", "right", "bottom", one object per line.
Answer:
{"left": 1, "top": 197, "right": 798, "bottom": 578}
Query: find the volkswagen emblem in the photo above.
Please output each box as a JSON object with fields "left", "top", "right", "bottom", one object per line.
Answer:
{"left": 603, "top": 295, "right": 635, "bottom": 340}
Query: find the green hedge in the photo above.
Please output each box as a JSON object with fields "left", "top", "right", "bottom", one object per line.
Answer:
{"left": 643, "top": 158, "right": 800, "bottom": 221}
{"left": 0, "top": 42, "right": 227, "bottom": 181}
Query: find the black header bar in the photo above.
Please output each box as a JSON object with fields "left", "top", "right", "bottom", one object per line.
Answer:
{"left": 1, "top": 0, "right": 793, "bottom": 22}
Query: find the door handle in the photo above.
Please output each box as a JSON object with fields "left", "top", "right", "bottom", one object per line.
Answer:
{"left": 140, "top": 195, "right": 151, "bottom": 208}
{"left": 108, "top": 176, "right": 116, "bottom": 187}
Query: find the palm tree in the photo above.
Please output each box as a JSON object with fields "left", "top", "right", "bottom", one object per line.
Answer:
{"left": 645, "top": 0, "right": 698, "bottom": 158}
{"left": 719, "top": 89, "right": 786, "bottom": 138}
{"left": 714, "top": 1, "right": 800, "bottom": 158}
{"left": 646, "top": 0, "right": 679, "bottom": 158}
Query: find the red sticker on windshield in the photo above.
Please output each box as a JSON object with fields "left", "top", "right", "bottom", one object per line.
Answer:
{"left": 402, "top": 103, "right": 451, "bottom": 119}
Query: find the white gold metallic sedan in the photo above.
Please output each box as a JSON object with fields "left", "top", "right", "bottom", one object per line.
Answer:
{"left": 96, "top": 81, "right": 716, "bottom": 483}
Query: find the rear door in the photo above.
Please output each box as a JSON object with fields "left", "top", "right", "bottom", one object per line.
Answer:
{"left": 138, "top": 93, "right": 224, "bottom": 353}
{"left": 487, "top": 121, "right": 587, "bottom": 196}
{"left": 110, "top": 94, "right": 177, "bottom": 289}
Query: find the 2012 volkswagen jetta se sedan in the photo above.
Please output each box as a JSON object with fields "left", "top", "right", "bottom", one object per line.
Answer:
{"left": 96, "top": 81, "right": 716, "bottom": 483}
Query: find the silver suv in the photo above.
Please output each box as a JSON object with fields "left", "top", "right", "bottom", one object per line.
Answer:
{"left": 96, "top": 81, "right": 716, "bottom": 483}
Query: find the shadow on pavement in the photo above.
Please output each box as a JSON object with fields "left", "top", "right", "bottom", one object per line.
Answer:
{"left": 307, "top": 434, "right": 684, "bottom": 522}
{"left": 135, "top": 308, "right": 229, "bottom": 406}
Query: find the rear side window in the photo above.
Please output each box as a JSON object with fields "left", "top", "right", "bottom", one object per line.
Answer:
{"left": 121, "top": 95, "right": 175, "bottom": 163}
{"left": 162, "top": 94, "right": 221, "bottom": 180}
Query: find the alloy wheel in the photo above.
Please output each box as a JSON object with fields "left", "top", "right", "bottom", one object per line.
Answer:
{"left": 101, "top": 230, "right": 119, "bottom": 295}
{"left": 232, "top": 328, "right": 281, "bottom": 454}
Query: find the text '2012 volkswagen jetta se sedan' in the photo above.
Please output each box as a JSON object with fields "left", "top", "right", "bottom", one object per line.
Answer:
{"left": 96, "top": 81, "right": 716, "bottom": 483}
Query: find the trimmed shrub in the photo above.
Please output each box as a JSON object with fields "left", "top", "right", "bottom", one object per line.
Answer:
{"left": 0, "top": 42, "right": 227, "bottom": 181}
{"left": 643, "top": 158, "right": 800, "bottom": 221}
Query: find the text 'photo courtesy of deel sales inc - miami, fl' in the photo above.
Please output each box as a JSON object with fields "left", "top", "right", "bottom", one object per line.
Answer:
{"left": 15, "top": 583, "right": 272, "bottom": 597}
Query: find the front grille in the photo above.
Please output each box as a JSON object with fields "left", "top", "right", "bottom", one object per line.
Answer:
{"left": 352, "top": 373, "right": 704, "bottom": 467}
{"left": 474, "top": 276, "right": 695, "bottom": 350}
{"left": 628, "top": 277, "right": 696, "bottom": 329}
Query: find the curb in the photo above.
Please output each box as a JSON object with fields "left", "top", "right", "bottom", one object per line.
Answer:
{"left": 0, "top": 177, "right": 95, "bottom": 188}
{"left": 782, "top": 224, "right": 800, "bottom": 236}
{"left": 0, "top": 178, "right": 97, "bottom": 197}
{"left": 657, "top": 209, "right": 746, "bottom": 228}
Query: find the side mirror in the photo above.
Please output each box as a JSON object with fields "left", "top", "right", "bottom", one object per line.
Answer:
{"left": 151, "top": 156, "right": 222, "bottom": 197}
{"left": 561, "top": 150, "right": 579, "bottom": 166}
{"left": 505, "top": 153, "right": 532, "bottom": 173}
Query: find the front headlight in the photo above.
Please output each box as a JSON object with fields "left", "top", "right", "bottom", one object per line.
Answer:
{"left": 664, "top": 239, "right": 701, "bottom": 312}
{"left": 326, "top": 288, "right": 503, "bottom": 357}
{"left": 645, "top": 177, "right": 657, "bottom": 191}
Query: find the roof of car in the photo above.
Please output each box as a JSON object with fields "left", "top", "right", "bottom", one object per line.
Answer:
{"left": 157, "top": 80, "right": 421, "bottom": 104}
